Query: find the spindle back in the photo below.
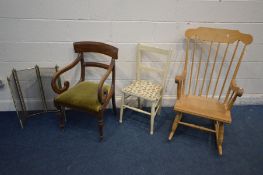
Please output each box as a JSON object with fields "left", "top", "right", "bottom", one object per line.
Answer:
{"left": 183, "top": 27, "right": 252, "bottom": 103}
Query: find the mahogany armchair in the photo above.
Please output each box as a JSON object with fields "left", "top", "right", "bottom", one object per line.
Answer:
{"left": 51, "top": 41, "right": 118, "bottom": 141}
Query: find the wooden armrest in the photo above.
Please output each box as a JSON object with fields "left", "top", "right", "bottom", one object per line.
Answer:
{"left": 51, "top": 54, "right": 81, "bottom": 94}
{"left": 226, "top": 80, "right": 244, "bottom": 110}
{"left": 175, "top": 70, "right": 186, "bottom": 84}
{"left": 97, "top": 59, "right": 115, "bottom": 105}
{"left": 175, "top": 69, "right": 187, "bottom": 99}
{"left": 230, "top": 80, "right": 244, "bottom": 97}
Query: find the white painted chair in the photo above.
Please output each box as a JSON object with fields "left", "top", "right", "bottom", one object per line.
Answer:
{"left": 119, "top": 44, "right": 172, "bottom": 134}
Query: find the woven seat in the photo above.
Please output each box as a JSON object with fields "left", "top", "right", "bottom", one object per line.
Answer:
{"left": 122, "top": 80, "right": 162, "bottom": 101}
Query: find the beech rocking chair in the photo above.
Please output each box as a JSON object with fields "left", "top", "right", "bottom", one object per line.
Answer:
{"left": 168, "top": 27, "right": 253, "bottom": 155}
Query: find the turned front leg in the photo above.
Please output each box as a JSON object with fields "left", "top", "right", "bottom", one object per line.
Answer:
{"left": 55, "top": 104, "right": 66, "bottom": 128}
{"left": 97, "top": 112, "right": 104, "bottom": 141}
{"left": 216, "top": 122, "right": 224, "bottom": 155}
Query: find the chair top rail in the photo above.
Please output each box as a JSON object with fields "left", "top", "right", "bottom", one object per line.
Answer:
{"left": 140, "top": 65, "right": 164, "bottom": 74}
{"left": 186, "top": 27, "right": 253, "bottom": 45}
{"left": 138, "top": 44, "right": 171, "bottom": 56}
{"left": 74, "top": 41, "right": 118, "bottom": 59}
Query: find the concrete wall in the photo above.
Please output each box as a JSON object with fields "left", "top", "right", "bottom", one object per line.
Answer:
{"left": 0, "top": 0, "right": 263, "bottom": 111}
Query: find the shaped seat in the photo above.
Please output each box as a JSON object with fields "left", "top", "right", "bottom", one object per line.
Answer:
{"left": 120, "top": 44, "right": 172, "bottom": 135}
{"left": 175, "top": 96, "right": 231, "bottom": 124}
{"left": 168, "top": 27, "right": 253, "bottom": 155}
{"left": 51, "top": 41, "right": 118, "bottom": 141}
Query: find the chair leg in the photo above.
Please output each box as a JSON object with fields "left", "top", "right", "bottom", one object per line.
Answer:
{"left": 55, "top": 104, "right": 65, "bottom": 129}
{"left": 112, "top": 93, "right": 117, "bottom": 116}
{"left": 137, "top": 97, "right": 142, "bottom": 109}
{"left": 157, "top": 97, "right": 163, "bottom": 116}
{"left": 150, "top": 103, "right": 156, "bottom": 135}
{"left": 216, "top": 122, "right": 224, "bottom": 156}
{"left": 168, "top": 112, "right": 182, "bottom": 140}
{"left": 119, "top": 93, "right": 125, "bottom": 123}
{"left": 97, "top": 111, "right": 104, "bottom": 141}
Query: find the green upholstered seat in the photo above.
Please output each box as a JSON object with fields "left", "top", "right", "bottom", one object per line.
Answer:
{"left": 55, "top": 81, "right": 110, "bottom": 112}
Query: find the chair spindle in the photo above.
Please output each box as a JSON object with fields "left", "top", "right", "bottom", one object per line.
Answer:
{"left": 206, "top": 43, "right": 220, "bottom": 97}
{"left": 213, "top": 43, "right": 229, "bottom": 99}
{"left": 199, "top": 41, "right": 213, "bottom": 96}
{"left": 219, "top": 41, "right": 240, "bottom": 101}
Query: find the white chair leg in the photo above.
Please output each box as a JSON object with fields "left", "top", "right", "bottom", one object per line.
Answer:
{"left": 157, "top": 97, "right": 162, "bottom": 116}
{"left": 137, "top": 97, "right": 142, "bottom": 109}
{"left": 150, "top": 103, "right": 156, "bottom": 135}
{"left": 119, "top": 93, "right": 125, "bottom": 123}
